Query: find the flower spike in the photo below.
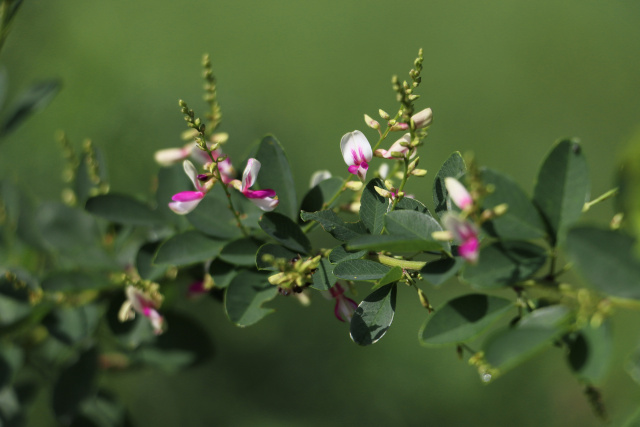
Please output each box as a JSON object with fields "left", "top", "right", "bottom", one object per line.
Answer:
{"left": 340, "top": 130, "right": 373, "bottom": 181}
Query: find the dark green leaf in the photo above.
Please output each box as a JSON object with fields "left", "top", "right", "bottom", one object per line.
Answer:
{"left": 52, "top": 347, "right": 98, "bottom": 424}
{"left": 421, "top": 257, "right": 464, "bottom": 286}
{"left": 350, "top": 284, "right": 397, "bottom": 346}
{"left": 41, "top": 271, "right": 110, "bottom": 292}
{"left": 311, "top": 258, "right": 336, "bottom": 291}
{"left": 136, "top": 242, "right": 167, "bottom": 281}
{"left": 619, "top": 135, "right": 640, "bottom": 241}
{"left": 300, "top": 210, "right": 367, "bottom": 242}
{"left": 433, "top": 151, "right": 466, "bottom": 219}
{"left": 259, "top": 212, "right": 311, "bottom": 254}
{"left": 372, "top": 266, "right": 403, "bottom": 291}
{"left": 186, "top": 186, "right": 242, "bottom": 239}
{"left": 566, "top": 321, "right": 612, "bottom": 384}
{"left": 76, "top": 390, "right": 126, "bottom": 427}
{"left": 0, "top": 275, "right": 31, "bottom": 326}
{"left": 566, "top": 226, "right": 640, "bottom": 299}
{"left": 347, "top": 234, "right": 445, "bottom": 253}
{"left": 0, "top": 346, "right": 22, "bottom": 390}
{"left": 299, "top": 176, "right": 344, "bottom": 220}
{"left": 333, "top": 259, "right": 391, "bottom": 281}
{"left": 218, "top": 237, "right": 263, "bottom": 267}
{"left": 209, "top": 259, "right": 237, "bottom": 289}
{"left": 44, "top": 305, "right": 101, "bottom": 346}
{"left": 480, "top": 168, "right": 547, "bottom": 240}
{"left": 85, "top": 194, "right": 164, "bottom": 226}
{"left": 420, "top": 294, "right": 514, "bottom": 347}
{"left": 329, "top": 245, "right": 367, "bottom": 264}
{"left": 154, "top": 231, "right": 224, "bottom": 266}
{"left": 360, "top": 178, "right": 389, "bottom": 234}
{"left": 385, "top": 210, "right": 449, "bottom": 251}
{"left": 225, "top": 270, "right": 278, "bottom": 327}
{"left": 0, "top": 80, "right": 61, "bottom": 137}
{"left": 462, "top": 241, "right": 547, "bottom": 289}
{"left": 256, "top": 243, "right": 299, "bottom": 271}
{"left": 533, "top": 139, "right": 589, "bottom": 245}
{"left": 395, "top": 197, "right": 431, "bottom": 215}
{"left": 255, "top": 135, "right": 298, "bottom": 220}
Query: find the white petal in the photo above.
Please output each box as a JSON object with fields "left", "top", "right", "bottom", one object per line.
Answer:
{"left": 249, "top": 196, "right": 279, "bottom": 211}
{"left": 242, "top": 158, "right": 261, "bottom": 192}
{"left": 309, "top": 170, "right": 332, "bottom": 188}
{"left": 183, "top": 160, "right": 201, "bottom": 190}
{"left": 154, "top": 147, "right": 190, "bottom": 166}
{"left": 340, "top": 130, "right": 372, "bottom": 166}
{"left": 168, "top": 198, "right": 204, "bottom": 215}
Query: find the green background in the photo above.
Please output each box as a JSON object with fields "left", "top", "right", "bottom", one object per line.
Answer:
{"left": 2, "top": 0, "right": 640, "bottom": 425}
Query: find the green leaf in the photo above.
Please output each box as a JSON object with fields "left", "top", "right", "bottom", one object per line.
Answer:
{"left": 533, "top": 139, "right": 589, "bottom": 245}
{"left": 566, "top": 226, "right": 640, "bottom": 299}
{"left": 0, "top": 79, "right": 61, "bottom": 137}
{"left": 480, "top": 168, "right": 547, "bottom": 240}
{"left": 395, "top": 197, "right": 431, "bottom": 215}
{"left": 350, "top": 284, "right": 397, "bottom": 346}
{"left": 44, "top": 305, "right": 101, "bottom": 346}
{"left": 300, "top": 210, "right": 367, "bottom": 241}
{"left": 259, "top": 212, "right": 311, "bottom": 254}
{"left": 299, "top": 176, "right": 344, "bottom": 219}
{"left": 154, "top": 231, "right": 224, "bottom": 266}
{"left": 347, "top": 234, "right": 445, "bottom": 253}
{"left": 360, "top": 178, "right": 389, "bottom": 234}
{"left": 106, "top": 294, "right": 156, "bottom": 349}
{"left": 0, "top": 275, "right": 31, "bottom": 326}
{"left": 421, "top": 257, "right": 464, "bottom": 286}
{"left": 333, "top": 259, "right": 391, "bottom": 281}
{"left": 52, "top": 347, "right": 98, "bottom": 424}
{"left": 565, "top": 321, "right": 612, "bottom": 384}
{"left": 328, "top": 245, "right": 367, "bottom": 264}
{"left": 256, "top": 243, "right": 298, "bottom": 271}
{"left": 218, "top": 237, "right": 263, "bottom": 267}
{"left": 136, "top": 242, "right": 167, "bottom": 281}
{"left": 384, "top": 210, "right": 449, "bottom": 251}
{"left": 372, "top": 266, "right": 403, "bottom": 291}
{"left": 420, "top": 294, "right": 514, "bottom": 347}
{"left": 311, "top": 258, "right": 336, "bottom": 291}
{"left": 462, "top": 241, "right": 547, "bottom": 289}
{"left": 619, "top": 134, "right": 640, "bottom": 242}
{"left": 0, "top": 346, "right": 22, "bottom": 390}
{"left": 41, "top": 271, "right": 110, "bottom": 292}
{"left": 76, "top": 390, "right": 126, "bottom": 427}
{"left": 85, "top": 193, "right": 164, "bottom": 226}
{"left": 255, "top": 135, "right": 298, "bottom": 220}
{"left": 186, "top": 187, "right": 242, "bottom": 239}
{"left": 225, "top": 270, "right": 278, "bottom": 327}
{"left": 621, "top": 407, "right": 640, "bottom": 427}
{"left": 483, "top": 306, "right": 572, "bottom": 375}
{"left": 433, "top": 151, "right": 466, "bottom": 219}
{"left": 209, "top": 258, "right": 238, "bottom": 289}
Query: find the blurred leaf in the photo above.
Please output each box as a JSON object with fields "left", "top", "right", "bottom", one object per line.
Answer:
{"left": 421, "top": 257, "right": 464, "bottom": 286}
{"left": 385, "top": 210, "right": 449, "bottom": 251}
{"left": 462, "top": 241, "right": 547, "bottom": 289}
{"left": 300, "top": 210, "right": 367, "bottom": 241}
{"left": 395, "top": 197, "right": 431, "bottom": 215}
{"left": 259, "top": 212, "right": 311, "bottom": 254}
{"left": 350, "top": 283, "right": 397, "bottom": 346}
{"left": 419, "top": 294, "right": 514, "bottom": 347}
{"left": 311, "top": 258, "right": 336, "bottom": 291}
{"left": 618, "top": 132, "right": 640, "bottom": 242}
{"left": 480, "top": 168, "right": 547, "bottom": 240}
{"left": 372, "top": 266, "right": 403, "bottom": 291}
{"left": 52, "top": 347, "right": 98, "bottom": 425}
{"left": 75, "top": 390, "right": 126, "bottom": 427}
{"left": 186, "top": 187, "right": 242, "bottom": 239}
{"left": 0, "top": 346, "right": 22, "bottom": 390}
{"left": 328, "top": 245, "right": 367, "bottom": 264}
{"left": 0, "top": 275, "right": 31, "bottom": 326}
{"left": 433, "top": 151, "right": 466, "bottom": 219}
{"left": 0, "top": 79, "right": 60, "bottom": 137}
{"left": 483, "top": 306, "right": 572, "bottom": 375}
{"left": 135, "top": 242, "right": 167, "bottom": 281}
{"left": 41, "top": 271, "right": 110, "bottom": 292}
{"left": 299, "top": 176, "right": 343, "bottom": 220}
{"left": 621, "top": 406, "right": 640, "bottom": 427}
{"left": 0, "top": 386, "right": 22, "bottom": 426}
{"left": 360, "top": 178, "right": 388, "bottom": 234}
{"left": 255, "top": 135, "right": 298, "bottom": 220}
{"left": 533, "top": 139, "right": 589, "bottom": 245}
{"left": 347, "top": 234, "right": 444, "bottom": 253}
{"left": 218, "top": 237, "right": 263, "bottom": 267}
{"left": 209, "top": 258, "right": 237, "bottom": 290}
{"left": 0, "top": 68, "right": 7, "bottom": 111}
{"left": 333, "top": 259, "right": 391, "bottom": 282}
{"left": 225, "top": 270, "right": 278, "bottom": 327}
{"left": 106, "top": 294, "right": 155, "bottom": 350}
{"left": 565, "top": 321, "right": 612, "bottom": 384}
{"left": 85, "top": 194, "right": 164, "bottom": 226}
{"left": 44, "top": 305, "right": 101, "bottom": 346}
{"left": 74, "top": 147, "right": 109, "bottom": 207}
{"left": 566, "top": 226, "right": 640, "bottom": 299}
{"left": 154, "top": 231, "right": 224, "bottom": 266}
{"left": 256, "top": 243, "right": 298, "bottom": 271}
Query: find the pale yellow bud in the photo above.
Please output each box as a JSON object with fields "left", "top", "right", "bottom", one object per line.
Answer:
{"left": 378, "top": 109, "right": 390, "bottom": 120}
{"left": 431, "top": 230, "right": 453, "bottom": 241}
{"left": 364, "top": 114, "right": 380, "bottom": 130}
{"left": 345, "top": 181, "right": 363, "bottom": 191}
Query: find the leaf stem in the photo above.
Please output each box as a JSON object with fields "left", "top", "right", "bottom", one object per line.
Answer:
{"left": 371, "top": 253, "right": 426, "bottom": 270}
{"left": 582, "top": 187, "right": 619, "bottom": 212}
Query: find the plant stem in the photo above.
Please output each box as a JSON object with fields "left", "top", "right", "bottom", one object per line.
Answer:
{"left": 372, "top": 253, "right": 426, "bottom": 270}
{"left": 583, "top": 187, "right": 619, "bottom": 212}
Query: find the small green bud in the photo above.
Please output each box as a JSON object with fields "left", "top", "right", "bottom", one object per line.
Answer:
{"left": 378, "top": 109, "right": 390, "bottom": 120}
{"left": 411, "top": 169, "right": 427, "bottom": 177}
{"left": 364, "top": 114, "right": 380, "bottom": 130}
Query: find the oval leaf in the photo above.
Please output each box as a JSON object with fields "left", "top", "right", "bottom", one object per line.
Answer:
{"left": 421, "top": 257, "right": 464, "bottom": 286}
{"left": 154, "top": 231, "right": 224, "bottom": 266}
{"left": 385, "top": 210, "right": 449, "bottom": 251}
{"left": 350, "top": 284, "right": 397, "bottom": 346}
{"left": 52, "top": 347, "right": 98, "bottom": 424}
{"left": 259, "top": 212, "right": 311, "bottom": 254}
{"left": 311, "top": 258, "right": 336, "bottom": 291}
{"left": 85, "top": 194, "right": 164, "bottom": 226}
{"left": 186, "top": 187, "right": 242, "bottom": 239}
{"left": 218, "top": 237, "right": 263, "bottom": 267}
{"left": 360, "top": 178, "right": 388, "bottom": 235}
{"left": 255, "top": 135, "right": 298, "bottom": 220}
{"left": 299, "top": 176, "right": 344, "bottom": 219}
{"left": 1, "top": 79, "right": 61, "bottom": 137}
{"left": 225, "top": 270, "right": 278, "bottom": 327}
{"left": 565, "top": 321, "right": 612, "bottom": 384}
{"left": 300, "top": 210, "right": 367, "bottom": 242}
{"left": 328, "top": 245, "right": 367, "bottom": 264}
{"left": 372, "top": 266, "right": 403, "bottom": 291}
{"left": 333, "top": 259, "right": 391, "bottom": 282}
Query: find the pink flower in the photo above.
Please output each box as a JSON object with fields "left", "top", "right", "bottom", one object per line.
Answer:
{"left": 444, "top": 177, "right": 473, "bottom": 210}
{"left": 329, "top": 283, "right": 358, "bottom": 322}
{"left": 154, "top": 143, "right": 194, "bottom": 166}
{"left": 340, "top": 130, "right": 373, "bottom": 181}
{"left": 442, "top": 213, "right": 480, "bottom": 264}
{"left": 168, "top": 160, "right": 207, "bottom": 215}
{"left": 375, "top": 133, "right": 414, "bottom": 159}
{"left": 119, "top": 286, "right": 164, "bottom": 335}
{"left": 232, "top": 158, "right": 279, "bottom": 211}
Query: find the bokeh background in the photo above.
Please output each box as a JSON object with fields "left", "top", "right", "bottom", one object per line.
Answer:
{"left": 2, "top": 0, "right": 640, "bottom": 425}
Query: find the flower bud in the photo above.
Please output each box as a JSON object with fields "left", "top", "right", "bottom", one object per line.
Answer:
{"left": 364, "top": 114, "right": 380, "bottom": 130}
{"left": 378, "top": 109, "right": 390, "bottom": 120}
{"left": 411, "top": 168, "right": 427, "bottom": 177}
{"left": 345, "top": 181, "right": 363, "bottom": 191}
{"left": 411, "top": 108, "right": 433, "bottom": 129}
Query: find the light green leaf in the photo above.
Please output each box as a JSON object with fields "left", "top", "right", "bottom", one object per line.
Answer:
{"left": 154, "top": 231, "right": 224, "bottom": 266}
{"left": 372, "top": 266, "right": 403, "bottom": 291}
{"left": 259, "top": 212, "right": 311, "bottom": 254}
{"left": 395, "top": 197, "right": 431, "bottom": 215}
{"left": 225, "top": 270, "right": 278, "bottom": 327}
{"left": 384, "top": 210, "right": 449, "bottom": 251}
{"left": 333, "top": 259, "right": 391, "bottom": 281}
{"left": 255, "top": 135, "right": 298, "bottom": 220}
{"left": 0, "top": 79, "right": 61, "bottom": 137}
{"left": 433, "top": 151, "right": 466, "bottom": 219}
{"left": 350, "top": 284, "right": 397, "bottom": 346}
{"left": 566, "top": 321, "right": 612, "bottom": 384}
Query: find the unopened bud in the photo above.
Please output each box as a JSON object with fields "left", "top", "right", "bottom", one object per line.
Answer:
{"left": 418, "top": 289, "right": 433, "bottom": 312}
{"left": 345, "top": 181, "right": 363, "bottom": 191}
{"left": 181, "top": 129, "right": 199, "bottom": 141}
{"left": 375, "top": 186, "right": 393, "bottom": 198}
{"left": 411, "top": 168, "right": 427, "bottom": 177}
{"left": 411, "top": 108, "right": 433, "bottom": 129}
{"left": 211, "top": 132, "right": 229, "bottom": 144}
{"left": 364, "top": 114, "right": 380, "bottom": 130}
{"left": 432, "top": 230, "right": 453, "bottom": 241}
{"left": 268, "top": 272, "right": 288, "bottom": 286}
{"left": 379, "top": 109, "right": 390, "bottom": 120}
{"left": 493, "top": 203, "right": 508, "bottom": 217}
{"left": 389, "top": 122, "right": 409, "bottom": 132}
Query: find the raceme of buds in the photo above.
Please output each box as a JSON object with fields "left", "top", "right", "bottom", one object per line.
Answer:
{"left": 265, "top": 255, "right": 322, "bottom": 294}
{"left": 119, "top": 285, "right": 165, "bottom": 335}
{"left": 375, "top": 133, "right": 414, "bottom": 159}
{"left": 411, "top": 108, "right": 433, "bottom": 129}
{"left": 328, "top": 283, "right": 358, "bottom": 322}
{"left": 231, "top": 158, "right": 279, "bottom": 211}
{"left": 340, "top": 130, "right": 373, "bottom": 182}
{"left": 442, "top": 213, "right": 480, "bottom": 264}
{"left": 169, "top": 160, "right": 210, "bottom": 215}
{"left": 364, "top": 114, "right": 380, "bottom": 130}
{"left": 445, "top": 177, "right": 473, "bottom": 211}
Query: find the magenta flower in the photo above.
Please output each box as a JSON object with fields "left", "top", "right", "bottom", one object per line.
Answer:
{"left": 329, "top": 283, "right": 358, "bottom": 322}
{"left": 233, "top": 158, "right": 279, "bottom": 211}
{"left": 375, "top": 133, "right": 414, "bottom": 159}
{"left": 168, "top": 160, "right": 207, "bottom": 215}
{"left": 442, "top": 213, "right": 480, "bottom": 264}
{"left": 119, "top": 286, "right": 164, "bottom": 335}
{"left": 340, "top": 130, "right": 373, "bottom": 181}
{"left": 444, "top": 177, "right": 473, "bottom": 210}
